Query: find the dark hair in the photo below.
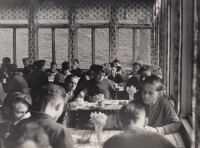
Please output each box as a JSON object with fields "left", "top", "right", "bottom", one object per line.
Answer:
{"left": 119, "top": 100, "right": 146, "bottom": 128}
{"left": 3, "top": 92, "right": 32, "bottom": 110}
{"left": 113, "top": 59, "right": 120, "bottom": 63}
{"left": 2, "top": 57, "right": 11, "bottom": 64}
{"left": 8, "top": 122, "right": 51, "bottom": 148}
{"left": 116, "top": 66, "right": 122, "bottom": 72}
{"left": 51, "top": 62, "right": 57, "bottom": 67}
{"left": 7, "top": 64, "right": 18, "bottom": 73}
{"left": 22, "top": 58, "right": 29, "bottom": 63}
{"left": 74, "top": 59, "right": 79, "bottom": 64}
{"left": 110, "top": 62, "right": 116, "bottom": 68}
{"left": 37, "top": 60, "right": 46, "bottom": 69}
{"left": 62, "top": 61, "right": 70, "bottom": 71}
{"left": 64, "top": 74, "right": 79, "bottom": 84}
{"left": 92, "top": 65, "right": 106, "bottom": 73}
{"left": 142, "top": 75, "right": 163, "bottom": 91}
{"left": 139, "top": 64, "right": 152, "bottom": 74}
{"left": 132, "top": 62, "right": 141, "bottom": 67}
{"left": 32, "top": 84, "right": 66, "bottom": 112}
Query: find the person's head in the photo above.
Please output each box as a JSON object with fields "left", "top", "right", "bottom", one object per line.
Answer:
{"left": 3, "top": 92, "right": 32, "bottom": 122}
{"left": 139, "top": 65, "right": 152, "bottom": 82}
{"left": 32, "top": 61, "right": 38, "bottom": 69}
{"left": 119, "top": 100, "right": 147, "bottom": 130}
{"left": 7, "top": 64, "right": 18, "bottom": 76}
{"left": 110, "top": 62, "right": 117, "bottom": 74}
{"left": 116, "top": 66, "right": 123, "bottom": 74}
{"left": 50, "top": 62, "right": 57, "bottom": 71}
{"left": 64, "top": 75, "right": 79, "bottom": 92}
{"left": 62, "top": 61, "right": 70, "bottom": 72}
{"left": 8, "top": 122, "right": 51, "bottom": 148}
{"left": 88, "top": 64, "right": 98, "bottom": 79}
{"left": 113, "top": 59, "right": 120, "bottom": 66}
{"left": 151, "top": 66, "right": 163, "bottom": 79}
{"left": 102, "top": 63, "right": 111, "bottom": 77}
{"left": 32, "top": 84, "right": 66, "bottom": 121}
{"left": 132, "top": 62, "right": 141, "bottom": 75}
{"left": 93, "top": 65, "right": 106, "bottom": 83}
{"left": 37, "top": 60, "right": 46, "bottom": 71}
{"left": 72, "top": 59, "right": 79, "bottom": 68}
{"left": 22, "top": 58, "right": 29, "bottom": 67}
{"left": 141, "top": 75, "right": 163, "bottom": 106}
{"left": 2, "top": 57, "right": 11, "bottom": 65}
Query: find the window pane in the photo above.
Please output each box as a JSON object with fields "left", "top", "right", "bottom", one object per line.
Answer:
{"left": 136, "top": 29, "right": 151, "bottom": 65}
{"left": 118, "top": 28, "right": 133, "bottom": 70}
{"left": 78, "top": 29, "right": 92, "bottom": 69}
{"left": 16, "top": 29, "right": 28, "bottom": 68}
{"left": 38, "top": 29, "right": 52, "bottom": 68}
{"left": 55, "top": 29, "right": 68, "bottom": 68}
{"left": 95, "top": 28, "right": 109, "bottom": 64}
{"left": 0, "top": 29, "right": 13, "bottom": 65}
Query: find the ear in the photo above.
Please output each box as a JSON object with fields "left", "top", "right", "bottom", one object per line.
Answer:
{"left": 55, "top": 103, "right": 61, "bottom": 111}
{"left": 158, "top": 91, "right": 163, "bottom": 98}
{"left": 144, "top": 117, "right": 148, "bottom": 128}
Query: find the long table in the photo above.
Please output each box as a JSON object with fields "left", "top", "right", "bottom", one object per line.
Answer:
{"left": 68, "top": 128, "right": 185, "bottom": 148}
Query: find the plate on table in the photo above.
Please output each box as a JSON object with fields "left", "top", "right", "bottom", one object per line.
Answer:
{"left": 118, "top": 100, "right": 129, "bottom": 105}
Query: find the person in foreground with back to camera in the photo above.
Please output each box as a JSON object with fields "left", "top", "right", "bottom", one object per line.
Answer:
{"left": 103, "top": 100, "right": 175, "bottom": 148}
{"left": 7, "top": 122, "right": 51, "bottom": 148}
{"left": 105, "top": 75, "right": 182, "bottom": 135}
{"left": 81, "top": 65, "right": 117, "bottom": 102}
{"left": 11, "top": 84, "right": 74, "bottom": 148}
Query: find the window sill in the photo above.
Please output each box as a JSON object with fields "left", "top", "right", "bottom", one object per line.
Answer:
{"left": 181, "top": 118, "right": 193, "bottom": 147}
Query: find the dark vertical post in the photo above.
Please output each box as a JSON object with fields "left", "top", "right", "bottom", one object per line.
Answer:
{"left": 92, "top": 28, "right": 95, "bottom": 64}
{"left": 13, "top": 28, "right": 17, "bottom": 65}
{"left": 52, "top": 28, "right": 56, "bottom": 62}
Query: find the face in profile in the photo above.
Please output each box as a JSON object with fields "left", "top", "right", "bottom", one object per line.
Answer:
{"left": 65, "top": 77, "right": 79, "bottom": 92}
{"left": 133, "top": 65, "right": 140, "bottom": 74}
{"left": 12, "top": 102, "right": 28, "bottom": 122}
{"left": 54, "top": 96, "right": 65, "bottom": 121}
{"left": 142, "top": 83, "right": 160, "bottom": 105}
{"left": 51, "top": 64, "right": 57, "bottom": 71}
{"left": 94, "top": 72, "right": 105, "bottom": 83}
{"left": 23, "top": 60, "right": 29, "bottom": 67}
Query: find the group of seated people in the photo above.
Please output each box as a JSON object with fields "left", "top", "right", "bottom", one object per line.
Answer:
{"left": 0, "top": 57, "right": 181, "bottom": 148}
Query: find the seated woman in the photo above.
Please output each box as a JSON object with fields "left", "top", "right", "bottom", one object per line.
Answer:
{"left": 46, "top": 62, "right": 59, "bottom": 76}
{"left": 0, "top": 92, "right": 32, "bottom": 146}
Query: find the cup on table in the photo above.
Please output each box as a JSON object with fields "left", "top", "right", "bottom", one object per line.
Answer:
{"left": 2, "top": 78, "right": 6, "bottom": 84}
{"left": 97, "top": 100, "right": 104, "bottom": 108}
{"left": 98, "top": 94, "right": 104, "bottom": 101}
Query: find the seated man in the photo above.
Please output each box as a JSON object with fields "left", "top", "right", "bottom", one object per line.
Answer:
{"left": 46, "top": 62, "right": 59, "bottom": 76}
{"left": 3, "top": 64, "right": 28, "bottom": 93}
{"left": 129, "top": 62, "right": 142, "bottom": 76}
{"left": 54, "top": 61, "right": 71, "bottom": 86}
{"left": 105, "top": 76, "right": 181, "bottom": 135}
{"left": 108, "top": 63, "right": 127, "bottom": 87}
{"left": 28, "top": 60, "right": 49, "bottom": 89}
{"left": 82, "top": 65, "right": 117, "bottom": 102}
{"left": 0, "top": 57, "right": 11, "bottom": 81}
{"left": 103, "top": 100, "right": 175, "bottom": 148}
{"left": 113, "top": 59, "right": 126, "bottom": 75}
{"left": 12, "top": 84, "right": 73, "bottom": 148}
{"left": 70, "top": 59, "right": 83, "bottom": 77}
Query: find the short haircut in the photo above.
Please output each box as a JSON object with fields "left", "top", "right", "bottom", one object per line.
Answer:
{"left": 116, "top": 66, "right": 122, "bottom": 72}
{"left": 151, "top": 66, "right": 162, "bottom": 76}
{"left": 3, "top": 92, "right": 32, "bottom": 110}
{"left": 62, "top": 61, "right": 70, "bottom": 70}
{"left": 32, "top": 84, "right": 66, "bottom": 112}
{"left": 93, "top": 65, "right": 106, "bottom": 73}
{"left": 7, "top": 64, "right": 18, "bottom": 73}
{"left": 119, "top": 100, "right": 146, "bottom": 128}
{"left": 22, "top": 58, "right": 29, "bottom": 63}
{"left": 2, "top": 57, "right": 11, "bottom": 64}
{"left": 142, "top": 75, "right": 163, "bottom": 91}
{"left": 113, "top": 59, "right": 120, "bottom": 63}
{"left": 139, "top": 64, "right": 152, "bottom": 74}
{"left": 74, "top": 59, "right": 79, "bottom": 64}
{"left": 132, "top": 62, "right": 141, "bottom": 67}
{"left": 8, "top": 122, "right": 50, "bottom": 148}
{"left": 37, "top": 60, "right": 46, "bottom": 69}
{"left": 51, "top": 62, "right": 57, "bottom": 66}
{"left": 64, "top": 74, "right": 79, "bottom": 84}
{"left": 109, "top": 62, "right": 116, "bottom": 68}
